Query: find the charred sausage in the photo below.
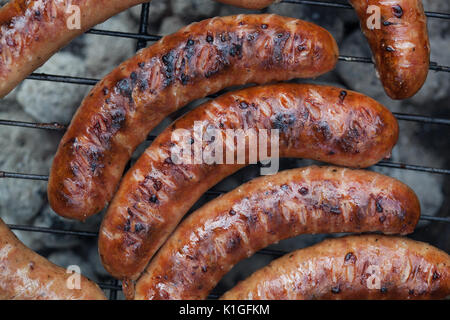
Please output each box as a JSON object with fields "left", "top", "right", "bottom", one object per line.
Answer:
{"left": 48, "top": 14, "right": 339, "bottom": 221}
{"left": 98, "top": 83, "right": 399, "bottom": 285}
{"left": 349, "top": 0, "right": 430, "bottom": 99}
{"left": 0, "top": 218, "right": 106, "bottom": 300}
{"left": 134, "top": 167, "right": 420, "bottom": 300}
{"left": 214, "top": 0, "right": 431, "bottom": 99}
{"left": 221, "top": 235, "right": 450, "bottom": 300}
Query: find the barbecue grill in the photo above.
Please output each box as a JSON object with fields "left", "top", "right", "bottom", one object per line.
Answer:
{"left": 0, "top": 0, "right": 449, "bottom": 300}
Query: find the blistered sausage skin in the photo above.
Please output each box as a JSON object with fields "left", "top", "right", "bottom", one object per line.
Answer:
{"left": 0, "top": 0, "right": 148, "bottom": 98}
{"left": 134, "top": 167, "right": 420, "bottom": 300}
{"left": 221, "top": 235, "right": 450, "bottom": 300}
{"left": 99, "top": 83, "right": 399, "bottom": 284}
{"left": 48, "top": 14, "right": 339, "bottom": 221}
{"left": 216, "top": 0, "right": 280, "bottom": 9}
{"left": 349, "top": 0, "right": 430, "bottom": 99}
{"left": 0, "top": 218, "right": 106, "bottom": 300}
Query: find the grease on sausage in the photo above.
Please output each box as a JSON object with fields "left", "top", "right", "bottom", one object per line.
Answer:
{"left": 349, "top": 0, "right": 430, "bottom": 99}
{"left": 134, "top": 167, "right": 420, "bottom": 300}
{"left": 221, "top": 235, "right": 450, "bottom": 300}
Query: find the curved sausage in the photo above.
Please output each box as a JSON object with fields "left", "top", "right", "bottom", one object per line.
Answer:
{"left": 213, "top": 0, "right": 430, "bottom": 99}
{"left": 216, "top": 0, "right": 279, "bottom": 9}
{"left": 349, "top": 0, "right": 430, "bottom": 99}
{"left": 0, "top": 218, "right": 106, "bottom": 300}
{"left": 0, "top": 0, "right": 148, "bottom": 98}
{"left": 134, "top": 166, "right": 420, "bottom": 300}
{"left": 98, "top": 83, "right": 399, "bottom": 284}
{"left": 221, "top": 235, "right": 450, "bottom": 300}
{"left": 48, "top": 14, "right": 339, "bottom": 221}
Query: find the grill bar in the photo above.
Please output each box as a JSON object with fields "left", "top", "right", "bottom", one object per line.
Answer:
{"left": 3, "top": 158, "right": 450, "bottom": 185}
{"left": 136, "top": 3, "right": 151, "bottom": 51}
{"left": 376, "top": 161, "right": 450, "bottom": 175}
{"left": 2, "top": 110, "right": 450, "bottom": 132}
{"left": 6, "top": 211, "right": 450, "bottom": 238}
{"left": 1, "top": 1, "right": 449, "bottom": 300}
{"left": 8, "top": 224, "right": 98, "bottom": 237}
{"left": 25, "top": 57, "right": 449, "bottom": 87}
{"left": 26, "top": 73, "right": 98, "bottom": 85}
{"left": 0, "top": 119, "right": 67, "bottom": 131}
{"left": 0, "top": 171, "right": 49, "bottom": 181}
{"left": 339, "top": 56, "right": 450, "bottom": 73}
{"left": 86, "top": 28, "right": 161, "bottom": 42}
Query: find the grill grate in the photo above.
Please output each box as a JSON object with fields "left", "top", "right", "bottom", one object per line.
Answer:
{"left": 0, "top": 0, "right": 449, "bottom": 300}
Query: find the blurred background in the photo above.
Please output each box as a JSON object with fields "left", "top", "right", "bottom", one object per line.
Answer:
{"left": 0, "top": 0, "right": 448, "bottom": 299}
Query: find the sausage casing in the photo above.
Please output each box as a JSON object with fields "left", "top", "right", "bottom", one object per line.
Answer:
{"left": 221, "top": 235, "right": 450, "bottom": 300}
{"left": 0, "top": 0, "right": 147, "bottom": 98}
{"left": 0, "top": 218, "right": 106, "bottom": 300}
{"left": 98, "top": 83, "right": 399, "bottom": 284}
{"left": 349, "top": 0, "right": 430, "bottom": 99}
{"left": 134, "top": 166, "right": 420, "bottom": 300}
{"left": 48, "top": 14, "right": 339, "bottom": 221}
{"left": 217, "top": 0, "right": 430, "bottom": 100}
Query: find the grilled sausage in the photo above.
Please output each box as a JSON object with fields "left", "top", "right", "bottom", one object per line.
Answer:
{"left": 0, "top": 0, "right": 149, "bottom": 98}
{"left": 349, "top": 0, "right": 430, "bottom": 99}
{"left": 98, "top": 83, "right": 399, "bottom": 286}
{"left": 0, "top": 218, "right": 106, "bottom": 300}
{"left": 221, "top": 235, "right": 450, "bottom": 300}
{"left": 133, "top": 167, "right": 420, "bottom": 300}
{"left": 214, "top": 0, "right": 430, "bottom": 99}
{"left": 48, "top": 14, "right": 339, "bottom": 221}
{"left": 216, "top": 0, "right": 280, "bottom": 9}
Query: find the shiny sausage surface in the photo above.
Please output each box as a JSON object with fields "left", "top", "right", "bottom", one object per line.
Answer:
{"left": 99, "top": 84, "right": 399, "bottom": 284}
{"left": 216, "top": 0, "right": 279, "bottom": 9}
{"left": 215, "top": 0, "right": 430, "bottom": 99}
{"left": 349, "top": 0, "right": 430, "bottom": 99}
{"left": 0, "top": 218, "right": 106, "bottom": 300}
{"left": 134, "top": 167, "right": 420, "bottom": 300}
{"left": 221, "top": 235, "right": 450, "bottom": 300}
{"left": 0, "top": 0, "right": 147, "bottom": 98}
{"left": 48, "top": 14, "right": 339, "bottom": 221}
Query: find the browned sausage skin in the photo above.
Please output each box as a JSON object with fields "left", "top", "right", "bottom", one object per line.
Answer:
{"left": 134, "top": 167, "right": 420, "bottom": 300}
{"left": 215, "top": 0, "right": 430, "bottom": 99}
{"left": 349, "top": 0, "right": 430, "bottom": 99}
{"left": 216, "top": 0, "right": 279, "bottom": 9}
{"left": 0, "top": 218, "right": 106, "bottom": 300}
{"left": 99, "top": 83, "right": 399, "bottom": 284}
{"left": 48, "top": 14, "right": 339, "bottom": 221}
{"left": 221, "top": 235, "right": 450, "bottom": 300}
{"left": 0, "top": 0, "right": 148, "bottom": 98}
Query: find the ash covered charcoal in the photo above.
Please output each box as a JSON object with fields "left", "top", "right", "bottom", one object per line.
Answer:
{"left": 0, "top": 1, "right": 448, "bottom": 299}
{"left": 172, "top": 0, "right": 220, "bottom": 22}
{"left": 0, "top": 105, "right": 57, "bottom": 226}
{"left": 16, "top": 53, "right": 89, "bottom": 124}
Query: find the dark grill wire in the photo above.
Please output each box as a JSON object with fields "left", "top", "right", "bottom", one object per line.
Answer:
{"left": 0, "top": 1, "right": 449, "bottom": 300}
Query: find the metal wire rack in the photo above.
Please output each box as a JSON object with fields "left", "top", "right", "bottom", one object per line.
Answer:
{"left": 0, "top": 0, "right": 449, "bottom": 300}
